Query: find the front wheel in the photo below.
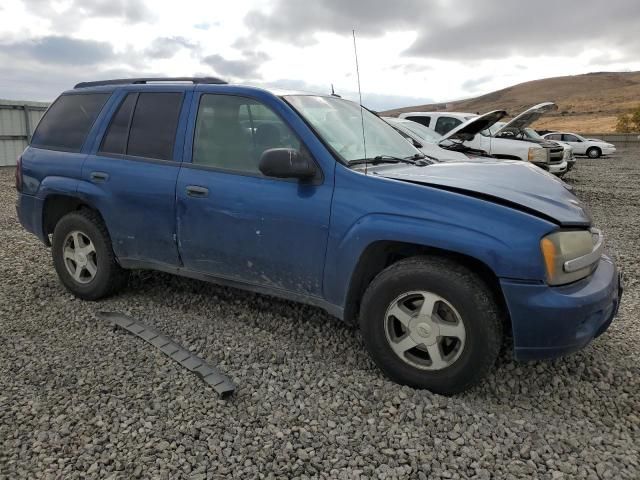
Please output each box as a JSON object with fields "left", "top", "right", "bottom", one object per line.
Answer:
{"left": 52, "top": 209, "right": 128, "bottom": 300}
{"left": 359, "top": 256, "right": 503, "bottom": 395}
{"left": 587, "top": 147, "right": 601, "bottom": 159}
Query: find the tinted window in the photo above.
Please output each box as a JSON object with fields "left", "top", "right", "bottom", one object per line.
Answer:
{"left": 434, "top": 116, "right": 462, "bottom": 135}
{"left": 406, "top": 116, "right": 430, "bottom": 127}
{"left": 546, "top": 134, "right": 561, "bottom": 140}
{"left": 32, "top": 93, "right": 109, "bottom": 151}
{"left": 99, "top": 93, "right": 137, "bottom": 155}
{"left": 193, "top": 95, "right": 299, "bottom": 174}
{"left": 562, "top": 134, "right": 579, "bottom": 142}
{"left": 127, "top": 92, "right": 183, "bottom": 160}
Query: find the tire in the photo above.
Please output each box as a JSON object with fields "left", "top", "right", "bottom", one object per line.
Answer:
{"left": 586, "top": 147, "right": 601, "bottom": 159}
{"left": 359, "top": 256, "right": 503, "bottom": 395}
{"left": 52, "top": 209, "right": 128, "bottom": 300}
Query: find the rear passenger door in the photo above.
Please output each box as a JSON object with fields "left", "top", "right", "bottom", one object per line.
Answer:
{"left": 79, "top": 89, "right": 189, "bottom": 266}
{"left": 175, "top": 93, "right": 332, "bottom": 296}
{"left": 561, "top": 134, "right": 586, "bottom": 155}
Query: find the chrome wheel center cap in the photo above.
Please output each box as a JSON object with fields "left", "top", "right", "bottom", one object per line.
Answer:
{"left": 76, "top": 252, "right": 87, "bottom": 266}
{"left": 416, "top": 323, "right": 432, "bottom": 337}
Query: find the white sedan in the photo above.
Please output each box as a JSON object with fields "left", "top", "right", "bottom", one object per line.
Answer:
{"left": 542, "top": 132, "right": 616, "bottom": 158}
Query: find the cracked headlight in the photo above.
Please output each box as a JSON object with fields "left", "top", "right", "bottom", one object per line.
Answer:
{"left": 540, "top": 229, "right": 603, "bottom": 285}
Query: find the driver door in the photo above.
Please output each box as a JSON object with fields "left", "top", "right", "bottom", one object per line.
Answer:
{"left": 175, "top": 93, "right": 333, "bottom": 296}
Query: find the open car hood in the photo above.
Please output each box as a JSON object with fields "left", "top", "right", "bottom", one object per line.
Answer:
{"left": 494, "top": 102, "right": 558, "bottom": 135}
{"left": 378, "top": 161, "right": 591, "bottom": 226}
{"left": 439, "top": 110, "right": 507, "bottom": 143}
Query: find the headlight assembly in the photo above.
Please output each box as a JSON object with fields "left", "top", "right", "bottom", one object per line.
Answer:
{"left": 540, "top": 229, "right": 603, "bottom": 285}
{"left": 528, "top": 147, "right": 548, "bottom": 164}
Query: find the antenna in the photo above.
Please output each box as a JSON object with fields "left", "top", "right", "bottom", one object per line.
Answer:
{"left": 352, "top": 29, "right": 368, "bottom": 175}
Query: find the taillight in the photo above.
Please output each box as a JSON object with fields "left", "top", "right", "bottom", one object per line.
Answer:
{"left": 15, "top": 155, "right": 22, "bottom": 192}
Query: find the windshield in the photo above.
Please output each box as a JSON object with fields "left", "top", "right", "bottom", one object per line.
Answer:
{"left": 285, "top": 95, "right": 419, "bottom": 162}
{"left": 491, "top": 122, "right": 543, "bottom": 140}
{"left": 395, "top": 120, "right": 443, "bottom": 143}
{"left": 523, "top": 127, "right": 543, "bottom": 140}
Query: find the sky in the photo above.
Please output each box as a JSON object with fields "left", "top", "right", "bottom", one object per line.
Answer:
{"left": 1, "top": 0, "right": 639, "bottom": 111}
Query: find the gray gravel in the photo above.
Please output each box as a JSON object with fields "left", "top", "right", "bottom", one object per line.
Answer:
{"left": 1, "top": 147, "right": 639, "bottom": 479}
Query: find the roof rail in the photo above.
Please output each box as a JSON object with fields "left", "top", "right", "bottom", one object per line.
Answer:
{"left": 74, "top": 77, "right": 227, "bottom": 89}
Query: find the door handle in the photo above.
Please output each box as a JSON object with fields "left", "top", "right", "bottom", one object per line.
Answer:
{"left": 186, "top": 185, "right": 209, "bottom": 198}
{"left": 90, "top": 171, "right": 109, "bottom": 182}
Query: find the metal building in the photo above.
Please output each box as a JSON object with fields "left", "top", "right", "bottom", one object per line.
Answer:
{"left": 0, "top": 99, "right": 49, "bottom": 166}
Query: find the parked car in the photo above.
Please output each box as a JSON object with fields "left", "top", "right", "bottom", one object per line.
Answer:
{"left": 402, "top": 103, "right": 567, "bottom": 175}
{"left": 542, "top": 132, "right": 616, "bottom": 158}
{"left": 16, "top": 78, "right": 623, "bottom": 395}
{"left": 382, "top": 116, "right": 485, "bottom": 162}
{"left": 398, "top": 111, "right": 474, "bottom": 135}
{"left": 489, "top": 121, "right": 575, "bottom": 175}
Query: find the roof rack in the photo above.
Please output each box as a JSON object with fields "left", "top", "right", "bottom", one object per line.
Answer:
{"left": 74, "top": 77, "right": 227, "bottom": 89}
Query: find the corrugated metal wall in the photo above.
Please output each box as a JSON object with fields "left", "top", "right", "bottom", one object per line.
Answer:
{"left": 0, "top": 100, "right": 49, "bottom": 166}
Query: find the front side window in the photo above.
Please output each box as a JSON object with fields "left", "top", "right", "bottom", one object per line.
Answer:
{"left": 405, "top": 115, "right": 430, "bottom": 127}
{"left": 193, "top": 95, "right": 299, "bottom": 174}
{"left": 31, "top": 93, "right": 110, "bottom": 151}
{"left": 285, "top": 95, "right": 418, "bottom": 163}
{"left": 562, "top": 134, "right": 580, "bottom": 142}
{"left": 546, "top": 134, "right": 561, "bottom": 140}
{"left": 434, "top": 116, "right": 462, "bottom": 135}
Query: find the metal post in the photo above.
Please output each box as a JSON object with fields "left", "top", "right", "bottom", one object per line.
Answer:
{"left": 23, "top": 105, "right": 32, "bottom": 143}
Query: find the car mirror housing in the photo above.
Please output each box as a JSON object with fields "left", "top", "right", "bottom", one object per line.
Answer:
{"left": 259, "top": 148, "right": 317, "bottom": 180}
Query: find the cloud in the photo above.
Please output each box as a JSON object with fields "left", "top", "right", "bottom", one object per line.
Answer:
{"left": 145, "top": 37, "right": 198, "bottom": 59}
{"left": 21, "top": 0, "right": 154, "bottom": 29}
{"left": 461, "top": 75, "right": 494, "bottom": 92}
{"left": 405, "top": 0, "right": 640, "bottom": 60}
{"left": 0, "top": 36, "right": 114, "bottom": 66}
{"left": 202, "top": 51, "right": 270, "bottom": 79}
{"left": 245, "top": 0, "right": 432, "bottom": 44}
{"left": 244, "top": 0, "right": 640, "bottom": 63}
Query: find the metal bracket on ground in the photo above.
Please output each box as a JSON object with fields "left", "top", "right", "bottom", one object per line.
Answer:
{"left": 97, "top": 311, "right": 236, "bottom": 398}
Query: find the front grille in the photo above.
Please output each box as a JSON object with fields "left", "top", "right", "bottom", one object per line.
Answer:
{"left": 546, "top": 146, "right": 564, "bottom": 164}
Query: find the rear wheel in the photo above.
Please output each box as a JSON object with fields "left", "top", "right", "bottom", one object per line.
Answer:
{"left": 359, "top": 256, "right": 503, "bottom": 395}
{"left": 587, "top": 147, "right": 601, "bottom": 159}
{"left": 52, "top": 210, "right": 128, "bottom": 300}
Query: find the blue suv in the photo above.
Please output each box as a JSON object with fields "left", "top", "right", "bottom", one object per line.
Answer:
{"left": 16, "top": 77, "right": 622, "bottom": 394}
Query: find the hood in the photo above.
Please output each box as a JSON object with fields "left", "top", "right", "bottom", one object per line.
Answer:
{"left": 378, "top": 161, "right": 591, "bottom": 226}
{"left": 440, "top": 110, "right": 507, "bottom": 142}
{"left": 494, "top": 102, "right": 558, "bottom": 135}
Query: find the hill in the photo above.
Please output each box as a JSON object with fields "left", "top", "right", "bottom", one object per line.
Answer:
{"left": 382, "top": 71, "right": 640, "bottom": 133}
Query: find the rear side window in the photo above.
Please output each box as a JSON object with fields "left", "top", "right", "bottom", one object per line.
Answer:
{"left": 31, "top": 93, "right": 109, "bottom": 151}
{"left": 100, "top": 93, "right": 137, "bottom": 155}
{"left": 562, "top": 134, "right": 579, "bottom": 142}
{"left": 434, "top": 116, "right": 462, "bottom": 135}
{"left": 127, "top": 93, "right": 183, "bottom": 160}
{"left": 406, "top": 115, "right": 430, "bottom": 127}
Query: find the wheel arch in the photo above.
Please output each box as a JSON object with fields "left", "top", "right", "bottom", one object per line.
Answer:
{"left": 42, "top": 193, "right": 106, "bottom": 244}
{"left": 343, "top": 240, "right": 509, "bottom": 329}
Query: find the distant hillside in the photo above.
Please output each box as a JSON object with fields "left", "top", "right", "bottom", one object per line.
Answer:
{"left": 382, "top": 71, "right": 640, "bottom": 133}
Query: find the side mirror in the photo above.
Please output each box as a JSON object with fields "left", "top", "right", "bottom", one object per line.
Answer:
{"left": 259, "top": 148, "right": 317, "bottom": 180}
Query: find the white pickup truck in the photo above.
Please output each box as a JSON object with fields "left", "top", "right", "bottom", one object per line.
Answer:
{"left": 400, "top": 103, "right": 568, "bottom": 175}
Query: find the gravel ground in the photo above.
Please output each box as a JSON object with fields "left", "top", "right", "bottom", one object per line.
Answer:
{"left": 1, "top": 147, "right": 639, "bottom": 480}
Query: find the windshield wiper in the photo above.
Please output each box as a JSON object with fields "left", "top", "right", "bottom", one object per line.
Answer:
{"left": 439, "top": 141, "right": 490, "bottom": 157}
{"left": 349, "top": 154, "right": 432, "bottom": 167}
